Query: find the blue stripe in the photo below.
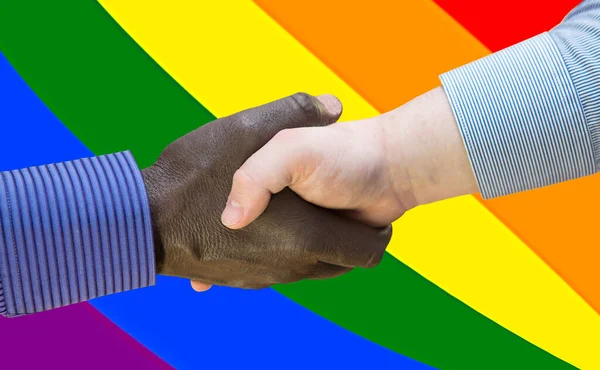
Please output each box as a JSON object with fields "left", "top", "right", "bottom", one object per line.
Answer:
{"left": 440, "top": 0, "right": 600, "bottom": 198}
{"left": 0, "top": 49, "right": 155, "bottom": 317}
{"left": 0, "top": 52, "right": 430, "bottom": 369}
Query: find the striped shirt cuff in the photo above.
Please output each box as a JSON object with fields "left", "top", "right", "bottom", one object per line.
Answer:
{"left": 440, "top": 33, "right": 595, "bottom": 199}
{"left": 550, "top": 0, "right": 600, "bottom": 170}
{"left": 0, "top": 151, "right": 155, "bottom": 318}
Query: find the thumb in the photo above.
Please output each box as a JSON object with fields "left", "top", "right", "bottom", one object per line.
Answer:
{"left": 221, "top": 96, "right": 340, "bottom": 229}
{"left": 221, "top": 127, "right": 319, "bottom": 229}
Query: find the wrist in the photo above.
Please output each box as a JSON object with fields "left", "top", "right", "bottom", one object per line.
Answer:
{"left": 378, "top": 87, "right": 478, "bottom": 207}
{"left": 141, "top": 165, "right": 166, "bottom": 274}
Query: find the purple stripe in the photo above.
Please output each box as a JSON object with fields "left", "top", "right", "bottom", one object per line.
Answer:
{"left": 0, "top": 303, "right": 173, "bottom": 370}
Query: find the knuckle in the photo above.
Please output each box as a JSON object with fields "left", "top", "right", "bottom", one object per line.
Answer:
{"left": 362, "top": 227, "right": 392, "bottom": 268}
{"left": 272, "top": 128, "right": 298, "bottom": 143}
{"left": 235, "top": 113, "right": 259, "bottom": 132}
{"left": 290, "top": 92, "right": 320, "bottom": 122}
{"left": 364, "top": 250, "right": 385, "bottom": 268}
{"left": 232, "top": 168, "right": 257, "bottom": 188}
{"left": 380, "top": 224, "right": 393, "bottom": 245}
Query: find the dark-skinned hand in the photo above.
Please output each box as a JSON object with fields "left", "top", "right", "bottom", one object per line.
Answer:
{"left": 141, "top": 93, "right": 392, "bottom": 290}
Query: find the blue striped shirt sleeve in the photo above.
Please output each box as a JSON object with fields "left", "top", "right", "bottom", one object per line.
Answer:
{"left": 0, "top": 151, "right": 155, "bottom": 318}
{"left": 439, "top": 0, "right": 600, "bottom": 199}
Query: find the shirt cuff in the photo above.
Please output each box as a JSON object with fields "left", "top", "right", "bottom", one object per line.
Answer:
{"left": 440, "top": 33, "right": 596, "bottom": 199}
{"left": 0, "top": 151, "right": 155, "bottom": 318}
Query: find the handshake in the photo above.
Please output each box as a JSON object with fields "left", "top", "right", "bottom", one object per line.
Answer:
{"left": 143, "top": 93, "right": 394, "bottom": 290}
{"left": 1, "top": 87, "right": 474, "bottom": 316}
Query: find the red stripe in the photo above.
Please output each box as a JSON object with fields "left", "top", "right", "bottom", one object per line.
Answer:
{"left": 432, "top": 0, "right": 580, "bottom": 51}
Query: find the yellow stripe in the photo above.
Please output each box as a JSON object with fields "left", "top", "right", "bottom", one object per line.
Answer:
{"left": 98, "top": 1, "right": 600, "bottom": 367}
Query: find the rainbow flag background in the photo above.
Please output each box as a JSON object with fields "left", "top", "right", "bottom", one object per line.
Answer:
{"left": 0, "top": 1, "right": 599, "bottom": 369}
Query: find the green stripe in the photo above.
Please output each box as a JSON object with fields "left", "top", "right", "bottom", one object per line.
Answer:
{"left": 0, "top": 2, "right": 574, "bottom": 369}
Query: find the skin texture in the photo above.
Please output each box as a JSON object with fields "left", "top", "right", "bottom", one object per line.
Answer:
{"left": 141, "top": 93, "right": 392, "bottom": 289}
{"left": 223, "top": 87, "right": 477, "bottom": 231}
{"left": 198, "top": 87, "right": 475, "bottom": 293}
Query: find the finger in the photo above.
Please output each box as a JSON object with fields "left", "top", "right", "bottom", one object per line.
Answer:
{"left": 308, "top": 205, "right": 393, "bottom": 268}
{"left": 261, "top": 188, "right": 392, "bottom": 269}
{"left": 233, "top": 93, "right": 343, "bottom": 158}
{"left": 308, "top": 262, "right": 352, "bottom": 280}
{"left": 222, "top": 126, "right": 328, "bottom": 229}
{"left": 190, "top": 280, "right": 213, "bottom": 292}
{"left": 244, "top": 93, "right": 342, "bottom": 131}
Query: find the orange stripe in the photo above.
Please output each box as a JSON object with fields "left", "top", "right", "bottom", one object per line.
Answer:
{"left": 255, "top": 0, "right": 488, "bottom": 111}
{"left": 254, "top": 0, "right": 600, "bottom": 313}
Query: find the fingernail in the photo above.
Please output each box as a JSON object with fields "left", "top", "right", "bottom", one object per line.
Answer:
{"left": 316, "top": 94, "right": 342, "bottom": 117}
{"left": 221, "top": 200, "right": 243, "bottom": 226}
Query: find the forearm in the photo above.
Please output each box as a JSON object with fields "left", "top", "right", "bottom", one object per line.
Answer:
{"left": 0, "top": 151, "right": 155, "bottom": 318}
{"left": 377, "top": 87, "right": 478, "bottom": 208}
{"left": 379, "top": 0, "right": 600, "bottom": 205}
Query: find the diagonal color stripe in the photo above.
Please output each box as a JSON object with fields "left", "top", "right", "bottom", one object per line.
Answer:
{"left": 0, "top": 50, "right": 172, "bottom": 370}
{"left": 253, "top": 1, "right": 600, "bottom": 368}
{"left": 263, "top": 0, "right": 490, "bottom": 113}
{"left": 97, "top": 1, "right": 581, "bottom": 368}
{"left": 93, "top": 276, "right": 431, "bottom": 370}
{"left": 432, "top": 0, "right": 581, "bottom": 52}
{"left": 432, "top": 0, "right": 600, "bottom": 318}
{"left": 257, "top": 0, "right": 600, "bottom": 322}
{"left": 107, "top": 0, "right": 600, "bottom": 367}
{"left": 0, "top": 3, "right": 431, "bottom": 370}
